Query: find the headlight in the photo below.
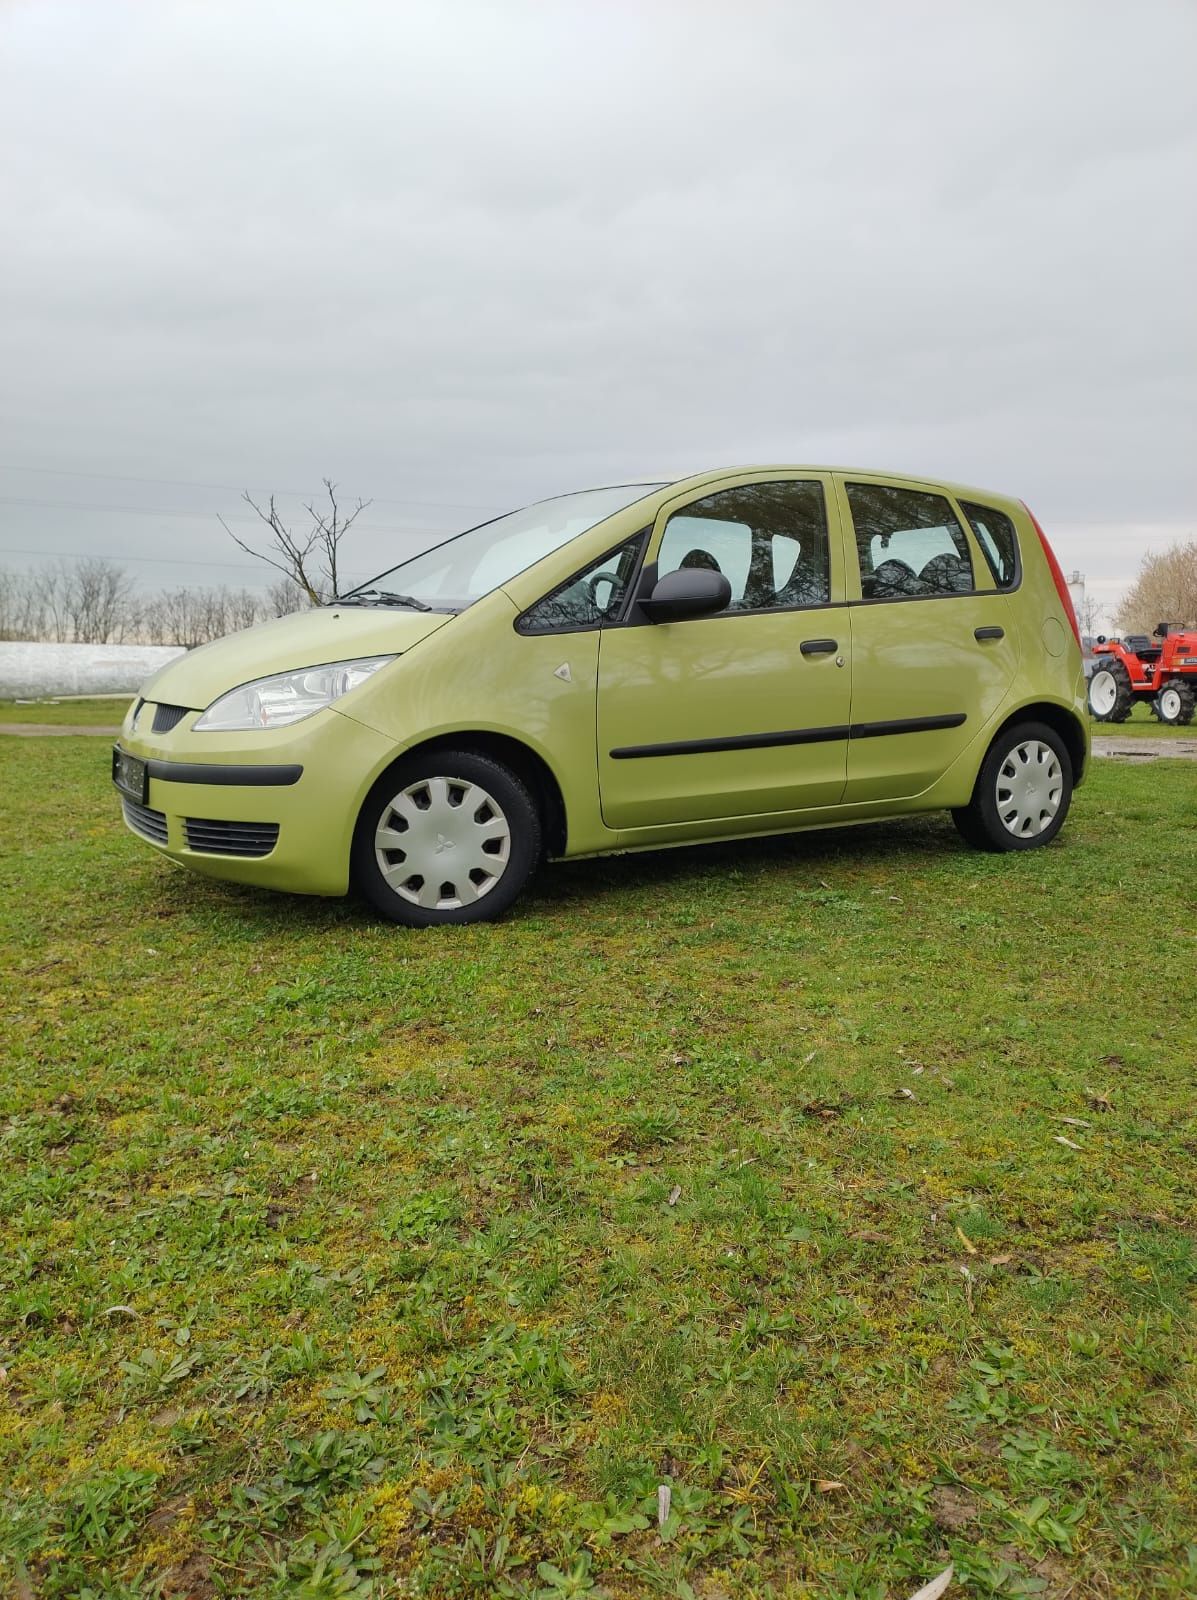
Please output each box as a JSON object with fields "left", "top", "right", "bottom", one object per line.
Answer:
{"left": 194, "top": 656, "right": 394, "bottom": 731}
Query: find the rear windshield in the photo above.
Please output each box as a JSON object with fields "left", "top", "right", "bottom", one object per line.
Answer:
{"left": 959, "top": 500, "right": 1020, "bottom": 589}
{"left": 347, "top": 484, "right": 665, "bottom": 610}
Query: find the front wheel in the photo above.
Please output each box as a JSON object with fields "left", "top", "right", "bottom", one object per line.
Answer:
{"left": 1152, "top": 679, "right": 1195, "bottom": 725}
{"left": 351, "top": 751, "right": 542, "bottom": 926}
{"left": 952, "top": 722, "right": 1073, "bottom": 853}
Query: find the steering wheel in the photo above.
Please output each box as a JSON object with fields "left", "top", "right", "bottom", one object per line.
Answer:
{"left": 585, "top": 571, "right": 622, "bottom": 616}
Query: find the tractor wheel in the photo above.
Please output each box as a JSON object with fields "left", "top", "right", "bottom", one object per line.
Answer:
{"left": 1087, "top": 659, "right": 1134, "bottom": 722}
{"left": 1152, "top": 678, "right": 1196, "bottom": 726}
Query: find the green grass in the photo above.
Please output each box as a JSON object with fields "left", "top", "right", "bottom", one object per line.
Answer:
{"left": 2, "top": 739, "right": 1195, "bottom": 1599}
{"left": 0, "top": 697, "right": 130, "bottom": 726}
{"left": 1088, "top": 702, "right": 1194, "bottom": 737}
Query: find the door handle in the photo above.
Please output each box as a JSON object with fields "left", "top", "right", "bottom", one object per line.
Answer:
{"left": 974, "top": 626, "right": 1005, "bottom": 642}
{"left": 800, "top": 638, "right": 838, "bottom": 656}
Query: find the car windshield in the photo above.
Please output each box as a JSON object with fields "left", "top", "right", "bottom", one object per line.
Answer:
{"left": 340, "top": 483, "right": 665, "bottom": 611}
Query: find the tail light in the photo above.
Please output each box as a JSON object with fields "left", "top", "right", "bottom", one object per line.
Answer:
{"left": 1023, "top": 503, "right": 1080, "bottom": 647}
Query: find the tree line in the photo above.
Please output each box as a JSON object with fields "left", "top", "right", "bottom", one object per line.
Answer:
{"left": 0, "top": 558, "right": 307, "bottom": 647}
{"left": 0, "top": 479, "right": 366, "bottom": 648}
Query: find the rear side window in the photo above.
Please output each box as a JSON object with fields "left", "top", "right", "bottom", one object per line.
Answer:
{"left": 959, "top": 500, "right": 1020, "bottom": 589}
{"left": 846, "top": 483, "right": 976, "bottom": 600}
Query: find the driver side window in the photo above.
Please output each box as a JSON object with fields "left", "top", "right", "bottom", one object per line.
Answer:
{"left": 517, "top": 535, "right": 646, "bottom": 634}
{"left": 655, "top": 480, "right": 831, "bottom": 612}
{"left": 847, "top": 482, "right": 977, "bottom": 600}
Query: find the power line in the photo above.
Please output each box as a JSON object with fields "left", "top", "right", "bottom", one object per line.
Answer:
{"left": 0, "top": 493, "right": 456, "bottom": 535}
{"left": 0, "top": 544, "right": 267, "bottom": 571}
{"left": 0, "top": 462, "right": 500, "bottom": 513}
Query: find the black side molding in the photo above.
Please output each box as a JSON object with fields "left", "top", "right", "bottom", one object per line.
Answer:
{"left": 610, "top": 712, "right": 967, "bottom": 760}
{"left": 850, "top": 713, "right": 967, "bottom": 740}
{"left": 146, "top": 760, "right": 303, "bottom": 787}
{"left": 610, "top": 725, "right": 850, "bottom": 760}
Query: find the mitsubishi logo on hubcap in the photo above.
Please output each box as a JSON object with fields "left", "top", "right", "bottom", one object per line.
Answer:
{"left": 434, "top": 834, "right": 454, "bottom": 854}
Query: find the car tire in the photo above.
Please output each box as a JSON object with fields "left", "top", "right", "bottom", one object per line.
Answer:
{"left": 1087, "top": 659, "right": 1134, "bottom": 722}
{"left": 951, "top": 721, "right": 1074, "bottom": 853}
{"left": 1151, "top": 679, "right": 1195, "bottom": 725}
{"left": 351, "top": 750, "right": 542, "bottom": 926}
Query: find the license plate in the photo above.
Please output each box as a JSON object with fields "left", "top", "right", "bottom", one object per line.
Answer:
{"left": 112, "top": 746, "right": 148, "bottom": 804}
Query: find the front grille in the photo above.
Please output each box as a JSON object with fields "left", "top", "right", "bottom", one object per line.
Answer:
{"left": 184, "top": 818, "right": 279, "bottom": 858}
{"left": 122, "top": 798, "right": 169, "bottom": 845}
{"left": 152, "top": 703, "right": 190, "bottom": 734}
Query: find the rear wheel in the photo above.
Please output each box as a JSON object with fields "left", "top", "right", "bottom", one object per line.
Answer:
{"left": 952, "top": 721, "right": 1073, "bottom": 853}
{"left": 1152, "top": 679, "right": 1195, "bottom": 725}
{"left": 352, "top": 750, "right": 542, "bottom": 926}
{"left": 1087, "top": 659, "right": 1134, "bottom": 722}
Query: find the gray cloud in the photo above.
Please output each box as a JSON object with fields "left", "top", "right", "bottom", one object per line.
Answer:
{"left": 2, "top": 0, "right": 1194, "bottom": 623}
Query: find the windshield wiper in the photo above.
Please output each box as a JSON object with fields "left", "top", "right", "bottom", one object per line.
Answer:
{"left": 334, "top": 589, "right": 432, "bottom": 611}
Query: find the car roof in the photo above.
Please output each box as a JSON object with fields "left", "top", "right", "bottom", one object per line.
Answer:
{"left": 587, "top": 467, "right": 1025, "bottom": 515}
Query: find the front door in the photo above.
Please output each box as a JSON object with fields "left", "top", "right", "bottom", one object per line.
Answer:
{"left": 597, "top": 474, "right": 852, "bottom": 831}
{"left": 836, "top": 476, "right": 1021, "bottom": 803}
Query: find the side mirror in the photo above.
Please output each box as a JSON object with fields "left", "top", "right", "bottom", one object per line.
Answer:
{"left": 639, "top": 567, "right": 732, "bottom": 623}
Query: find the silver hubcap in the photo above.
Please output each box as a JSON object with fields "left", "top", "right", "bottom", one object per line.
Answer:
{"left": 996, "top": 739, "right": 1064, "bottom": 838}
{"left": 1089, "top": 670, "right": 1117, "bottom": 715}
{"left": 1159, "top": 688, "right": 1181, "bottom": 721}
{"left": 374, "top": 776, "right": 511, "bottom": 909}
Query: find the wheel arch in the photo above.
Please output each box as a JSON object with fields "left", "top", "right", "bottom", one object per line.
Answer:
{"left": 991, "top": 702, "right": 1088, "bottom": 785}
{"left": 366, "top": 731, "right": 568, "bottom": 857}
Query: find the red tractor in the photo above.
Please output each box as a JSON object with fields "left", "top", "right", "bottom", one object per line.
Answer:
{"left": 1088, "top": 623, "right": 1197, "bottom": 725}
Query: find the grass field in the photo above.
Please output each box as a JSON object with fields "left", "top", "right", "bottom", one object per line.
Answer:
{"left": 1088, "top": 703, "right": 1195, "bottom": 738}
{"left": 1, "top": 733, "right": 1195, "bottom": 1599}
{"left": 0, "top": 697, "right": 131, "bottom": 726}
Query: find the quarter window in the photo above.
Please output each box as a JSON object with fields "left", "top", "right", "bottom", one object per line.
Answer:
{"left": 518, "top": 535, "right": 646, "bottom": 633}
{"left": 959, "top": 500, "right": 1020, "bottom": 589}
{"left": 847, "top": 483, "right": 976, "bottom": 599}
{"left": 656, "top": 481, "right": 830, "bottom": 612}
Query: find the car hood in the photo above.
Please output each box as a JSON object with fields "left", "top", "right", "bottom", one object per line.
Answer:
{"left": 138, "top": 605, "right": 453, "bottom": 709}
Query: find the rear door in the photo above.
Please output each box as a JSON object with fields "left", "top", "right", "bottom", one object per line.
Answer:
{"left": 837, "top": 475, "right": 1020, "bottom": 803}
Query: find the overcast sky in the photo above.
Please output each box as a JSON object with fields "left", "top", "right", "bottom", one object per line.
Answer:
{"left": 2, "top": 0, "right": 1195, "bottom": 626}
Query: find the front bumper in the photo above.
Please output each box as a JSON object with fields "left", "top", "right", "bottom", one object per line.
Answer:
{"left": 113, "top": 705, "right": 401, "bottom": 896}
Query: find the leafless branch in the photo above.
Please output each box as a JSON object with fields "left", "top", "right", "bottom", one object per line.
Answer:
{"left": 218, "top": 481, "right": 370, "bottom": 604}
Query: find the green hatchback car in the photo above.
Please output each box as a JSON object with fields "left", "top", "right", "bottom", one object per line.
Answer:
{"left": 114, "top": 466, "right": 1088, "bottom": 925}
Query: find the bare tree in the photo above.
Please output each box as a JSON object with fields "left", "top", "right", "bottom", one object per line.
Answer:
{"left": 0, "top": 567, "right": 48, "bottom": 641}
{"left": 220, "top": 479, "right": 371, "bottom": 604}
{"left": 1116, "top": 539, "right": 1197, "bottom": 634}
{"left": 0, "top": 560, "right": 278, "bottom": 646}
{"left": 67, "top": 557, "right": 139, "bottom": 643}
{"left": 1075, "top": 593, "right": 1103, "bottom": 639}
{"left": 265, "top": 576, "right": 310, "bottom": 617}
{"left": 138, "top": 583, "right": 272, "bottom": 647}
{"left": 31, "top": 561, "right": 73, "bottom": 643}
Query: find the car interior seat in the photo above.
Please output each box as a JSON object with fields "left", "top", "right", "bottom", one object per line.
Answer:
{"left": 678, "top": 548, "right": 722, "bottom": 573}
{"left": 870, "top": 558, "right": 923, "bottom": 598}
{"left": 918, "top": 552, "right": 973, "bottom": 594}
